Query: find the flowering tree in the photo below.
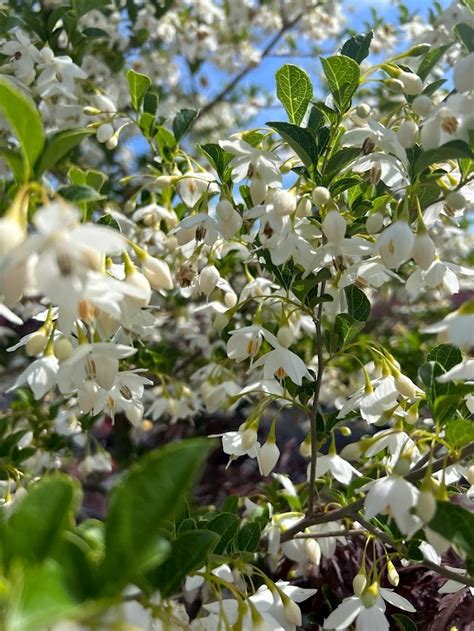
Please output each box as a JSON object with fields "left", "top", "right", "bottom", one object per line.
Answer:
{"left": 0, "top": 0, "right": 474, "bottom": 629}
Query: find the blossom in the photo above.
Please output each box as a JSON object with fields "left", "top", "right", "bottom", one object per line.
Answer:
{"left": 8, "top": 354, "right": 59, "bottom": 399}
{"left": 219, "top": 136, "right": 281, "bottom": 186}
{"left": 363, "top": 475, "right": 422, "bottom": 536}
{"left": 323, "top": 583, "right": 415, "bottom": 631}
{"left": 251, "top": 344, "right": 313, "bottom": 386}
{"left": 376, "top": 220, "right": 414, "bottom": 269}
{"left": 311, "top": 452, "right": 361, "bottom": 485}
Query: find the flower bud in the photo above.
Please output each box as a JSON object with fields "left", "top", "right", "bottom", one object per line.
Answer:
{"left": 283, "top": 599, "right": 302, "bottom": 626}
{"left": 106, "top": 135, "right": 118, "bottom": 150}
{"left": 299, "top": 436, "right": 311, "bottom": 458}
{"left": 366, "top": 212, "right": 384, "bottom": 234}
{"left": 387, "top": 561, "right": 399, "bottom": 586}
{"left": 259, "top": 439, "right": 280, "bottom": 476}
{"left": 339, "top": 426, "right": 351, "bottom": 437}
{"left": 96, "top": 123, "right": 114, "bottom": 144}
{"left": 398, "top": 71, "right": 423, "bottom": 95}
{"left": 304, "top": 538, "right": 321, "bottom": 565}
{"left": 224, "top": 291, "right": 237, "bottom": 308}
{"left": 154, "top": 175, "right": 173, "bottom": 189}
{"left": 387, "top": 78, "right": 405, "bottom": 92}
{"left": 296, "top": 197, "right": 312, "bottom": 218}
{"left": 394, "top": 373, "right": 419, "bottom": 398}
{"left": 198, "top": 265, "right": 220, "bottom": 297}
{"left": 397, "top": 120, "right": 418, "bottom": 148}
{"left": 322, "top": 210, "right": 346, "bottom": 245}
{"left": 26, "top": 331, "right": 48, "bottom": 356}
{"left": 446, "top": 192, "right": 466, "bottom": 210}
{"left": 356, "top": 103, "right": 371, "bottom": 119}
{"left": 405, "top": 402, "right": 419, "bottom": 425}
{"left": 412, "top": 233, "right": 436, "bottom": 269}
{"left": 142, "top": 255, "right": 173, "bottom": 290}
{"left": 54, "top": 336, "right": 74, "bottom": 361}
{"left": 250, "top": 178, "right": 267, "bottom": 205}
{"left": 312, "top": 186, "right": 331, "bottom": 205}
{"left": 272, "top": 189, "right": 296, "bottom": 216}
{"left": 277, "top": 326, "right": 293, "bottom": 348}
{"left": 412, "top": 95, "right": 432, "bottom": 117}
{"left": 352, "top": 572, "right": 367, "bottom": 597}
{"left": 216, "top": 199, "right": 234, "bottom": 221}
{"left": 417, "top": 489, "right": 437, "bottom": 523}
{"left": 241, "top": 427, "right": 258, "bottom": 451}
{"left": 0, "top": 217, "right": 25, "bottom": 256}
{"left": 361, "top": 581, "right": 379, "bottom": 608}
{"left": 213, "top": 312, "right": 230, "bottom": 331}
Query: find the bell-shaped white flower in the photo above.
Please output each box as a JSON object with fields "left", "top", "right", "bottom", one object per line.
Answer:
{"left": 141, "top": 255, "right": 173, "bottom": 290}
{"left": 322, "top": 210, "right": 346, "bottom": 245}
{"left": 376, "top": 220, "right": 414, "bottom": 269}
{"left": 363, "top": 475, "right": 422, "bottom": 536}
{"left": 198, "top": 265, "right": 220, "bottom": 297}
{"left": 8, "top": 353, "right": 59, "bottom": 400}
{"left": 412, "top": 233, "right": 436, "bottom": 269}
{"left": 453, "top": 52, "right": 474, "bottom": 93}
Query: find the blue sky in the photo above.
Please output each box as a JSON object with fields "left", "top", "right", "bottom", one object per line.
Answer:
{"left": 205, "top": 0, "right": 452, "bottom": 131}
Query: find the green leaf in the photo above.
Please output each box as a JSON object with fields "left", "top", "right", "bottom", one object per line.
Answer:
{"left": 146, "top": 530, "right": 218, "bottom": 597}
{"left": 0, "top": 76, "right": 45, "bottom": 180}
{"left": 453, "top": 23, "right": 474, "bottom": 52}
{"left": 75, "top": 0, "right": 110, "bottom": 16}
{"left": 333, "top": 313, "right": 365, "bottom": 348}
{"left": 340, "top": 31, "right": 373, "bottom": 64}
{"left": 58, "top": 185, "right": 105, "bottom": 203}
{"left": 205, "top": 512, "right": 240, "bottom": 554}
{"left": 426, "top": 344, "right": 462, "bottom": 370}
{"left": 324, "top": 147, "right": 361, "bottom": 182}
{"left": 344, "top": 285, "right": 370, "bottom": 321}
{"left": 429, "top": 501, "right": 474, "bottom": 559}
{"left": 417, "top": 45, "right": 451, "bottom": 80}
{"left": 101, "top": 439, "right": 211, "bottom": 593}
{"left": 414, "top": 140, "right": 474, "bottom": 174}
{"left": 321, "top": 55, "right": 360, "bottom": 112}
{"left": 275, "top": 64, "right": 313, "bottom": 126}
{"left": 198, "top": 143, "right": 232, "bottom": 181}
{"left": 6, "top": 475, "right": 81, "bottom": 565}
{"left": 6, "top": 560, "right": 80, "bottom": 631}
{"left": 35, "top": 128, "right": 95, "bottom": 175}
{"left": 96, "top": 214, "right": 122, "bottom": 232}
{"left": 307, "top": 106, "right": 326, "bottom": 133}
{"left": 393, "top": 613, "right": 418, "bottom": 631}
{"left": 330, "top": 176, "right": 361, "bottom": 197}
{"left": 235, "top": 522, "right": 261, "bottom": 552}
{"left": 267, "top": 121, "right": 318, "bottom": 170}
{"left": 0, "top": 145, "right": 25, "bottom": 182}
{"left": 173, "top": 108, "right": 197, "bottom": 142}
{"left": 445, "top": 419, "right": 474, "bottom": 448}
{"left": 127, "top": 69, "right": 151, "bottom": 110}
{"left": 460, "top": 0, "right": 474, "bottom": 9}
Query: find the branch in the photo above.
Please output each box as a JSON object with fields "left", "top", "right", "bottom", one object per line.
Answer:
{"left": 307, "top": 280, "right": 326, "bottom": 516}
{"left": 197, "top": 10, "right": 306, "bottom": 119}
{"left": 357, "top": 514, "right": 474, "bottom": 588}
{"left": 281, "top": 441, "right": 474, "bottom": 541}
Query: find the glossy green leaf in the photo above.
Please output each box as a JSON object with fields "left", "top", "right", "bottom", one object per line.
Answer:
{"left": 36, "top": 128, "right": 95, "bottom": 175}
{"left": 59, "top": 185, "right": 106, "bottom": 203}
{"left": 344, "top": 285, "right": 370, "bottom": 321}
{"left": 340, "top": 31, "right": 373, "bottom": 64}
{"left": 198, "top": 143, "right": 232, "bottom": 180}
{"left": 429, "top": 501, "right": 474, "bottom": 559}
{"left": 101, "top": 439, "right": 211, "bottom": 593}
{"left": 205, "top": 512, "right": 240, "bottom": 554}
{"left": 275, "top": 64, "right": 313, "bottom": 126}
{"left": 321, "top": 55, "right": 360, "bottom": 111}
{"left": 426, "top": 344, "right": 462, "bottom": 371}
{"left": 267, "top": 121, "right": 318, "bottom": 170}
{"left": 146, "top": 530, "right": 218, "bottom": 597}
{"left": 235, "top": 522, "right": 261, "bottom": 552}
{"left": 417, "top": 45, "right": 451, "bottom": 80}
{"left": 453, "top": 23, "right": 474, "bottom": 52}
{"left": 127, "top": 69, "right": 151, "bottom": 110}
{"left": 414, "top": 140, "right": 474, "bottom": 174}
{"left": 173, "top": 108, "right": 197, "bottom": 142}
{"left": 333, "top": 313, "right": 365, "bottom": 348}
{"left": 6, "top": 475, "right": 81, "bottom": 565}
{"left": 445, "top": 419, "right": 474, "bottom": 448}
{"left": 0, "top": 76, "right": 45, "bottom": 180}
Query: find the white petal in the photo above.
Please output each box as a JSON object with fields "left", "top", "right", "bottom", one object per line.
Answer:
{"left": 324, "top": 598, "right": 362, "bottom": 629}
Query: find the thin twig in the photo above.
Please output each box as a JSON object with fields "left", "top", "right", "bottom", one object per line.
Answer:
{"left": 294, "top": 528, "right": 363, "bottom": 539}
{"left": 281, "top": 441, "right": 474, "bottom": 542}
{"left": 197, "top": 10, "right": 306, "bottom": 119}
{"left": 307, "top": 280, "right": 326, "bottom": 516}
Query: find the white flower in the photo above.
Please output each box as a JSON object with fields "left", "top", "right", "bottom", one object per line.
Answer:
{"left": 322, "top": 211, "right": 347, "bottom": 245}
{"left": 398, "top": 70, "right": 423, "bottom": 95}
{"left": 453, "top": 52, "right": 474, "bottom": 93}
{"left": 198, "top": 265, "right": 220, "bottom": 297}
{"left": 37, "top": 50, "right": 87, "bottom": 100}
{"left": 177, "top": 171, "right": 217, "bottom": 207}
{"left": 1, "top": 30, "right": 42, "bottom": 84}
{"left": 8, "top": 354, "right": 59, "bottom": 399}
{"left": 376, "top": 220, "right": 414, "bottom": 269}
{"left": 141, "top": 255, "right": 173, "bottom": 290}
{"left": 252, "top": 344, "right": 313, "bottom": 386}
{"left": 174, "top": 213, "right": 219, "bottom": 246}
{"left": 420, "top": 94, "right": 474, "bottom": 150}
{"left": 227, "top": 325, "right": 266, "bottom": 362}
{"left": 311, "top": 452, "right": 361, "bottom": 485}
{"left": 323, "top": 584, "right": 415, "bottom": 631}
{"left": 219, "top": 136, "right": 281, "bottom": 186}
{"left": 411, "top": 233, "right": 436, "bottom": 269}
{"left": 259, "top": 438, "right": 280, "bottom": 476}
{"left": 422, "top": 301, "right": 474, "bottom": 348}
{"left": 397, "top": 120, "right": 418, "bottom": 148}
{"left": 436, "top": 359, "right": 474, "bottom": 383}
{"left": 363, "top": 475, "right": 422, "bottom": 536}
